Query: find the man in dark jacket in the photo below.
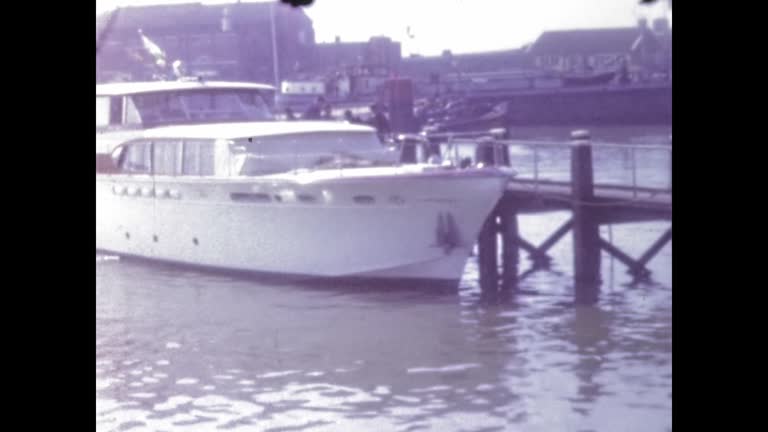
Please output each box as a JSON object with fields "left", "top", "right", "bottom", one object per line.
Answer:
{"left": 369, "top": 104, "right": 391, "bottom": 142}
{"left": 344, "top": 109, "right": 363, "bottom": 124}
{"left": 303, "top": 96, "right": 325, "bottom": 120}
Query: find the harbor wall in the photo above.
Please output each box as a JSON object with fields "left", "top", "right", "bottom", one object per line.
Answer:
{"left": 484, "top": 84, "right": 672, "bottom": 125}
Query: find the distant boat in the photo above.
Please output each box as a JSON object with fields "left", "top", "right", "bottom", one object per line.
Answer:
{"left": 561, "top": 70, "right": 617, "bottom": 87}
{"left": 425, "top": 102, "right": 509, "bottom": 133}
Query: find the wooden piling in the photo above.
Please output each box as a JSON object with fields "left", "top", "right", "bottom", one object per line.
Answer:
{"left": 498, "top": 197, "right": 519, "bottom": 290}
{"left": 570, "top": 130, "right": 601, "bottom": 298}
{"left": 669, "top": 136, "right": 673, "bottom": 194}
{"left": 477, "top": 211, "right": 499, "bottom": 293}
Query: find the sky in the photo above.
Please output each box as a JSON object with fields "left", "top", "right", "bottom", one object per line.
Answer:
{"left": 96, "top": 0, "right": 671, "bottom": 56}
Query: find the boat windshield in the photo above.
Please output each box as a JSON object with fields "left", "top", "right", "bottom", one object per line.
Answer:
{"left": 235, "top": 131, "right": 399, "bottom": 175}
{"left": 131, "top": 89, "right": 274, "bottom": 127}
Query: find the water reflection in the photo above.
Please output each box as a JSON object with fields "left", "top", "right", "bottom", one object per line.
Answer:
{"left": 98, "top": 225, "right": 670, "bottom": 432}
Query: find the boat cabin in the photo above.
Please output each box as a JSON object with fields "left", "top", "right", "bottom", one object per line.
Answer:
{"left": 96, "top": 80, "right": 277, "bottom": 131}
{"left": 96, "top": 80, "right": 277, "bottom": 172}
{"left": 107, "top": 123, "right": 400, "bottom": 178}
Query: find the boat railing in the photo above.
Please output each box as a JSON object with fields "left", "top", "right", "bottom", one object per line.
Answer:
{"left": 231, "top": 141, "right": 516, "bottom": 177}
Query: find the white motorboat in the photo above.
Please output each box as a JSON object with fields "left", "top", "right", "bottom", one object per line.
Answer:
{"left": 96, "top": 81, "right": 511, "bottom": 287}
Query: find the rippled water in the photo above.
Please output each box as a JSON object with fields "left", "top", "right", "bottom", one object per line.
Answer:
{"left": 97, "top": 218, "right": 671, "bottom": 432}
{"left": 97, "top": 126, "right": 671, "bottom": 431}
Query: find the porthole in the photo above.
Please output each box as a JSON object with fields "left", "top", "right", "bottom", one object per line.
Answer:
{"left": 353, "top": 195, "right": 375, "bottom": 204}
{"left": 230, "top": 192, "right": 271, "bottom": 203}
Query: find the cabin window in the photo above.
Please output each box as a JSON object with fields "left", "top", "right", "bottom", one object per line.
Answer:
{"left": 153, "top": 140, "right": 182, "bottom": 176}
{"left": 133, "top": 92, "right": 187, "bottom": 125}
{"left": 124, "top": 97, "right": 142, "bottom": 125}
{"left": 237, "top": 132, "right": 398, "bottom": 175}
{"left": 296, "top": 193, "right": 317, "bottom": 203}
{"left": 122, "top": 141, "right": 152, "bottom": 174}
{"left": 159, "top": 36, "right": 178, "bottom": 52}
{"left": 188, "top": 35, "right": 214, "bottom": 59}
{"left": 182, "top": 140, "right": 215, "bottom": 176}
{"left": 110, "top": 97, "right": 123, "bottom": 125}
{"left": 230, "top": 192, "right": 271, "bottom": 203}
{"left": 353, "top": 195, "right": 375, "bottom": 205}
{"left": 96, "top": 97, "right": 110, "bottom": 127}
{"left": 132, "top": 90, "right": 273, "bottom": 126}
{"left": 213, "top": 34, "right": 237, "bottom": 57}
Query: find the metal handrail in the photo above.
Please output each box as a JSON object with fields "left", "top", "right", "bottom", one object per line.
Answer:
{"left": 508, "top": 178, "right": 672, "bottom": 195}
{"left": 423, "top": 130, "right": 672, "bottom": 194}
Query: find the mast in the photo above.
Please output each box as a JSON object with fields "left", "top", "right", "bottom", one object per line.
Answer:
{"left": 270, "top": 1, "right": 280, "bottom": 88}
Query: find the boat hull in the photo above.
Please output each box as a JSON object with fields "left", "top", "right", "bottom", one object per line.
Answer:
{"left": 96, "top": 169, "right": 507, "bottom": 286}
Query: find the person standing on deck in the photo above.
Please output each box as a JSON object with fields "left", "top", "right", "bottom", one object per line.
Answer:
{"left": 321, "top": 102, "right": 333, "bottom": 119}
{"left": 303, "top": 96, "right": 325, "bottom": 120}
{"left": 344, "top": 109, "right": 363, "bottom": 124}
{"left": 369, "top": 103, "right": 391, "bottom": 142}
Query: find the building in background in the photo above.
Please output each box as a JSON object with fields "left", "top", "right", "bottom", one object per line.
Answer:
{"left": 526, "top": 18, "right": 672, "bottom": 78}
{"left": 96, "top": 2, "right": 315, "bottom": 83}
{"left": 306, "top": 36, "right": 402, "bottom": 100}
{"left": 399, "top": 48, "right": 529, "bottom": 96}
{"left": 96, "top": 3, "right": 670, "bottom": 107}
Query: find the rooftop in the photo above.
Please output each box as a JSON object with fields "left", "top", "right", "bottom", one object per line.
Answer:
{"left": 528, "top": 28, "right": 644, "bottom": 55}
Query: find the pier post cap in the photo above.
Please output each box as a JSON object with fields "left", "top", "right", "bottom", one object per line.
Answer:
{"left": 570, "top": 129, "right": 591, "bottom": 145}
{"left": 489, "top": 128, "right": 507, "bottom": 139}
{"left": 570, "top": 129, "right": 591, "bottom": 140}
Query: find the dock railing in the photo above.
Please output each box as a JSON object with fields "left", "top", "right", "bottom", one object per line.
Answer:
{"left": 424, "top": 130, "right": 672, "bottom": 198}
{"left": 225, "top": 129, "right": 672, "bottom": 203}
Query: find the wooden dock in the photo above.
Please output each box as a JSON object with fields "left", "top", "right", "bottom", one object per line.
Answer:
{"left": 425, "top": 129, "right": 672, "bottom": 303}
{"left": 505, "top": 179, "right": 671, "bottom": 224}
